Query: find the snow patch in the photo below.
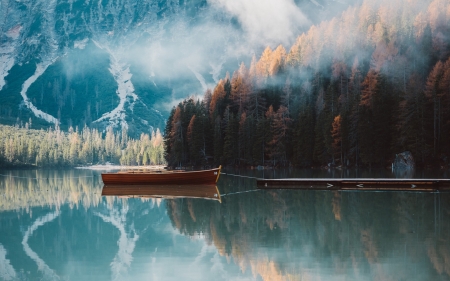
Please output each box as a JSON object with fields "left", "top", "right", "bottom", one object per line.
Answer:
{"left": 209, "top": 60, "right": 225, "bottom": 83}
{"left": 20, "top": 62, "right": 59, "bottom": 125}
{"left": 153, "top": 108, "right": 162, "bottom": 115}
{"left": 15, "top": 0, "right": 60, "bottom": 124}
{"left": 74, "top": 38, "right": 89, "bottom": 49}
{"left": 310, "top": 0, "right": 324, "bottom": 8}
{"left": 140, "top": 118, "right": 148, "bottom": 125}
{"left": 0, "top": 56, "right": 14, "bottom": 91}
{"left": 0, "top": 46, "right": 15, "bottom": 54}
{"left": 188, "top": 66, "right": 208, "bottom": 93}
{"left": 93, "top": 51, "right": 138, "bottom": 129}
{"left": 5, "top": 25, "right": 22, "bottom": 40}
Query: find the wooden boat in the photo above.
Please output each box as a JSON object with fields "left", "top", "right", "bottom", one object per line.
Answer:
{"left": 101, "top": 184, "right": 221, "bottom": 202}
{"left": 101, "top": 166, "right": 221, "bottom": 185}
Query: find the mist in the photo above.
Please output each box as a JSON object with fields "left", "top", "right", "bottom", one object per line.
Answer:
{"left": 0, "top": 0, "right": 370, "bottom": 130}
{"left": 208, "top": 0, "right": 310, "bottom": 46}
{"left": 98, "top": 0, "right": 364, "bottom": 103}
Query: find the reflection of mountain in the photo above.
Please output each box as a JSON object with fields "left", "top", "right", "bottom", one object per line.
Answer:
{"left": 2, "top": 169, "right": 450, "bottom": 280}
{"left": 0, "top": 169, "right": 246, "bottom": 281}
{"left": 0, "top": 171, "right": 168, "bottom": 280}
{"left": 22, "top": 212, "right": 60, "bottom": 280}
{"left": 0, "top": 244, "right": 16, "bottom": 281}
{"left": 167, "top": 175, "right": 450, "bottom": 281}
{"left": 96, "top": 205, "right": 139, "bottom": 281}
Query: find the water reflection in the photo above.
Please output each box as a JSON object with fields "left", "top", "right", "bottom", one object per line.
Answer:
{"left": 22, "top": 212, "right": 60, "bottom": 281}
{"left": 102, "top": 184, "right": 221, "bottom": 201}
{"left": 169, "top": 174, "right": 450, "bottom": 281}
{"left": 95, "top": 206, "right": 138, "bottom": 281}
{"left": 0, "top": 169, "right": 449, "bottom": 280}
{"left": 0, "top": 244, "right": 16, "bottom": 280}
{"left": 0, "top": 169, "right": 103, "bottom": 212}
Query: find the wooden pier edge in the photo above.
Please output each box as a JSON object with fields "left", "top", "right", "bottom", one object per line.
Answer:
{"left": 256, "top": 178, "right": 450, "bottom": 192}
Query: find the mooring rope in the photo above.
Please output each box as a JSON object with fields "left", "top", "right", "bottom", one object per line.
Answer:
{"left": 221, "top": 172, "right": 259, "bottom": 180}
{"left": 221, "top": 189, "right": 260, "bottom": 196}
{"left": 0, "top": 173, "right": 97, "bottom": 180}
{"left": 219, "top": 173, "right": 261, "bottom": 196}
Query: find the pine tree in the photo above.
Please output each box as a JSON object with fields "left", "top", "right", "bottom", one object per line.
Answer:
{"left": 187, "top": 114, "right": 205, "bottom": 166}
{"left": 424, "top": 60, "right": 444, "bottom": 158}
{"left": 230, "top": 63, "right": 251, "bottom": 115}
{"left": 213, "top": 116, "right": 223, "bottom": 165}
{"left": 265, "top": 105, "right": 276, "bottom": 165}
{"left": 223, "top": 112, "right": 238, "bottom": 165}
{"left": 270, "top": 106, "right": 291, "bottom": 166}
{"left": 170, "top": 107, "right": 184, "bottom": 167}
{"left": 293, "top": 105, "right": 315, "bottom": 167}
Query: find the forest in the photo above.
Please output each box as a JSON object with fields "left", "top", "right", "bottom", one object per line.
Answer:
{"left": 0, "top": 124, "right": 165, "bottom": 167}
{"left": 164, "top": 0, "right": 450, "bottom": 168}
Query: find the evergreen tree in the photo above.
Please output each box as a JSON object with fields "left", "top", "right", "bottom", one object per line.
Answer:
{"left": 293, "top": 105, "right": 315, "bottom": 167}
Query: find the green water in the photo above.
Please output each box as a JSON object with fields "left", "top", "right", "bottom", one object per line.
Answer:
{"left": 0, "top": 168, "right": 449, "bottom": 281}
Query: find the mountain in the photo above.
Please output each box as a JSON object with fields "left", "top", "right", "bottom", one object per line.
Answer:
{"left": 0, "top": 0, "right": 359, "bottom": 137}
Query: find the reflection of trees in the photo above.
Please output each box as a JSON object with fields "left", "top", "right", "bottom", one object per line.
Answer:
{"left": 167, "top": 176, "right": 450, "bottom": 281}
{"left": 0, "top": 170, "right": 162, "bottom": 213}
{"left": 0, "top": 170, "right": 103, "bottom": 212}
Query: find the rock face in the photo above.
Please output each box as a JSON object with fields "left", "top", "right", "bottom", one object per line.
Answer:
{"left": 393, "top": 151, "right": 415, "bottom": 170}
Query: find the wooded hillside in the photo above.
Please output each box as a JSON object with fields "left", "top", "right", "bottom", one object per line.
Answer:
{"left": 164, "top": 0, "right": 450, "bottom": 168}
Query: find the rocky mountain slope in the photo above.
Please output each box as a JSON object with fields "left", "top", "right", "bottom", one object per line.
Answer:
{"left": 0, "top": 0, "right": 358, "bottom": 136}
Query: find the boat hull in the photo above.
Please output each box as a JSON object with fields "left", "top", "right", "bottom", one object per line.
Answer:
{"left": 101, "top": 167, "right": 221, "bottom": 185}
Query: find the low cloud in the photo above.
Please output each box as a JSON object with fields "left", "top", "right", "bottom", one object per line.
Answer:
{"left": 128, "top": 0, "right": 311, "bottom": 101}
{"left": 208, "top": 0, "right": 310, "bottom": 46}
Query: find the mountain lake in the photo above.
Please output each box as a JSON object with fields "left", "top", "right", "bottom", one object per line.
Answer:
{"left": 0, "top": 168, "right": 450, "bottom": 281}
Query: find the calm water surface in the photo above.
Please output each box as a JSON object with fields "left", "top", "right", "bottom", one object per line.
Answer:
{"left": 0, "top": 168, "right": 449, "bottom": 281}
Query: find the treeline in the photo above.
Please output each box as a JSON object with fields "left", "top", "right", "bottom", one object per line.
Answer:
{"left": 165, "top": 0, "right": 450, "bottom": 168}
{"left": 0, "top": 124, "right": 164, "bottom": 167}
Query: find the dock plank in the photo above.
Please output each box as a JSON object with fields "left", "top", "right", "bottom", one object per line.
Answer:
{"left": 257, "top": 178, "right": 450, "bottom": 191}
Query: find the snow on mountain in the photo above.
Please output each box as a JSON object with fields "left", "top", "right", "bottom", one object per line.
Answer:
{"left": 20, "top": 62, "right": 60, "bottom": 125}
{"left": 93, "top": 42, "right": 139, "bottom": 129}
{"left": 0, "top": 0, "right": 358, "bottom": 134}
{"left": 0, "top": 55, "right": 14, "bottom": 92}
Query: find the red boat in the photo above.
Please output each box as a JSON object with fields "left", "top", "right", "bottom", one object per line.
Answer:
{"left": 101, "top": 166, "right": 221, "bottom": 185}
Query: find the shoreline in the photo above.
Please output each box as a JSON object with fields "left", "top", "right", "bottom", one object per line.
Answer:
{"left": 75, "top": 164, "right": 166, "bottom": 171}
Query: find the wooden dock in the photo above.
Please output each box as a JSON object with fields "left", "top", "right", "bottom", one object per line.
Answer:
{"left": 256, "top": 178, "right": 450, "bottom": 192}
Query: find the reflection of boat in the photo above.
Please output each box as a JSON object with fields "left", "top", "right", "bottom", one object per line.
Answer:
{"left": 101, "top": 166, "right": 221, "bottom": 185}
{"left": 101, "top": 184, "right": 222, "bottom": 202}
